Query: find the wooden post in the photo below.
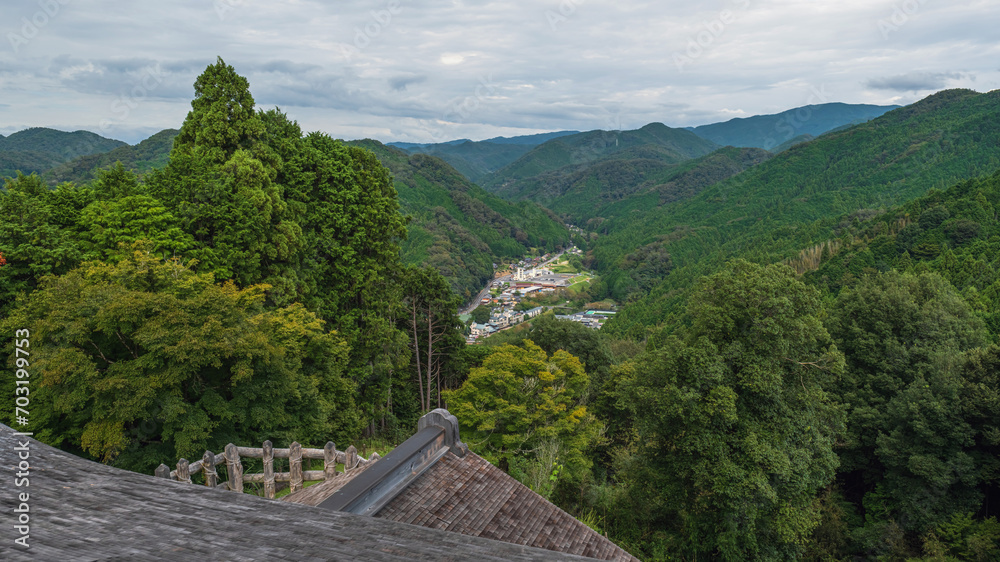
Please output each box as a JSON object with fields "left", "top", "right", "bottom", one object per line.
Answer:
{"left": 263, "top": 440, "right": 275, "bottom": 499}
{"left": 345, "top": 445, "right": 358, "bottom": 471}
{"left": 324, "top": 442, "right": 337, "bottom": 480}
{"left": 177, "top": 458, "right": 191, "bottom": 484}
{"left": 225, "top": 443, "right": 243, "bottom": 493}
{"left": 202, "top": 450, "right": 218, "bottom": 488}
{"left": 289, "top": 442, "right": 303, "bottom": 493}
{"left": 155, "top": 464, "right": 170, "bottom": 479}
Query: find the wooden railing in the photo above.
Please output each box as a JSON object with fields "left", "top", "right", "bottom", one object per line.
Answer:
{"left": 154, "top": 440, "right": 380, "bottom": 499}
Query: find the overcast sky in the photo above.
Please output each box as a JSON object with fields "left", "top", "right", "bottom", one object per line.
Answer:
{"left": 1, "top": 0, "right": 997, "bottom": 145}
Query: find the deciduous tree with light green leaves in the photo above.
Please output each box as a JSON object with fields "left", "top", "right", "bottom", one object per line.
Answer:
{"left": 444, "top": 340, "right": 601, "bottom": 482}
{"left": 620, "top": 260, "right": 844, "bottom": 561}
{"left": 0, "top": 246, "right": 360, "bottom": 472}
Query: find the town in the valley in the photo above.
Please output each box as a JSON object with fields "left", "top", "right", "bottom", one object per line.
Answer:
{"left": 464, "top": 246, "right": 617, "bottom": 344}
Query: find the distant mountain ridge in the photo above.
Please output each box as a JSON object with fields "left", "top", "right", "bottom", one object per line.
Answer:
{"left": 389, "top": 130, "right": 578, "bottom": 151}
{"left": 388, "top": 131, "right": 580, "bottom": 183}
{"left": 0, "top": 127, "right": 126, "bottom": 178}
{"left": 44, "top": 129, "right": 179, "bottom": 185}
{"left": 482, "top": 122, "right": 719, "bottom": 194}
{"left": 687, "top": 102, "right": 900, "bottom": 150}
{"left": 384, "top": 103, "right": 899, "bottom": 183}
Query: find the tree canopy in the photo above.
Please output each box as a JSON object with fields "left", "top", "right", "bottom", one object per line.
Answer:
{"left": 1, "top": 247, "right": 358, "bottom": 471}
{"left": 620, "top": 260, "right": 844, "bottom": 560}
{"left": 445, "top": 340, "right": 601, "bottom": 483}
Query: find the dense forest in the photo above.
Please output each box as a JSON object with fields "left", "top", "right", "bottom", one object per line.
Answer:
{"left": 593, "top": 89, "right": 1000, "bottom": 337}
{"left": 3, "top": 57, "right": 1000, "bottom": 561}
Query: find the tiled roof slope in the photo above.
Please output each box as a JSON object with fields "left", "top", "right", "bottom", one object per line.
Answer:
{"left": 0, "top": 424, "right": 609, "bottom": 561}
{"left": 377, "top": 452, "right": 639, "bottom": 562}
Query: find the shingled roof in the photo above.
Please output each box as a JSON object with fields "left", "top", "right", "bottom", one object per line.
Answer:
{"left": 282, "top": 410, "right": 639, "bottom": 562}
{"left": 0, "top": 423, "right": 614, "bottom": 561}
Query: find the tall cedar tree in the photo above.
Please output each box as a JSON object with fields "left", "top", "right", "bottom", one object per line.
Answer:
{"left": 149, "top": 57, "right": 300, "bottom": 292}
{"left": 150, "top": 63, "right": 411, "bottom": 429}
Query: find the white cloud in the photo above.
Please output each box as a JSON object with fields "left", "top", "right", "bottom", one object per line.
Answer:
{"left": 0, "top": 0, "right": 997, "bottom": 144}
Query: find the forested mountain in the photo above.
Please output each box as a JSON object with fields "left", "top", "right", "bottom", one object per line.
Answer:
{"left": 799, "top": 169, "right": 1000, "bottom": 332}
{"left": 492, "top": 145, "right": 770, "bottom": 226}
{"left": 348, "top": 139, "right": 570, "bottom": 298}
{"left": 481, "top": 122, "right": 719, "bottom": 195}
{"left": 390, "top": 130, "right": 579, "bottom": 183}
{"left": 43, "top": 129, "right": 178, "bottom": 185}
{"left": 0, "top": 127, "right": 125, "bottom": 178}
{"left": 594, "top": 89, "right": 1000, "bottom": 335}
{"left": 479, "top": 131, "right": 582, "bottom": 145}
{"left": 398, "top": 141, "right": 531, "bottom": 183}
{"left": 688, "top": 102, "right": 899, "bottom": 149}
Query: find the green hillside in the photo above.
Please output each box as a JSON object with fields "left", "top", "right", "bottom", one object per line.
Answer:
{"left": 0, "top": 127, "right": 126, "bottom": 178}
{"left": 0, "top": 150, "right": 63, "bottom": 180}
{"left": 596, "top": 89, "right": 1000, "bottom": 336}
{"left": 348, "top": 140, "right": 571, "bottom": 298}
{"left": 482, "top": 122, "right": 719, "bottom": 194}
{"left": 798, "top": 170, "right": 1000, "bottom": 333}
{"left": 500, "top": 146, "right": 770, "bottom": 226}
{"left": 689, "top": 102, "right": 899, "bottom": 149}
{"left": 44, "top": 129, "right": 179, "bottom": 185}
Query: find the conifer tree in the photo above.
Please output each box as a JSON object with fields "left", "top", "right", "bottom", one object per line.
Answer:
{"left": 149, "top": 57, "right": 299, "bottom": 290}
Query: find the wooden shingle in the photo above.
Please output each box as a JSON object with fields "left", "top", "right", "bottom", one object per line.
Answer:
{"left": 376, "top": 453, "right": 638, "bottom": 562}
